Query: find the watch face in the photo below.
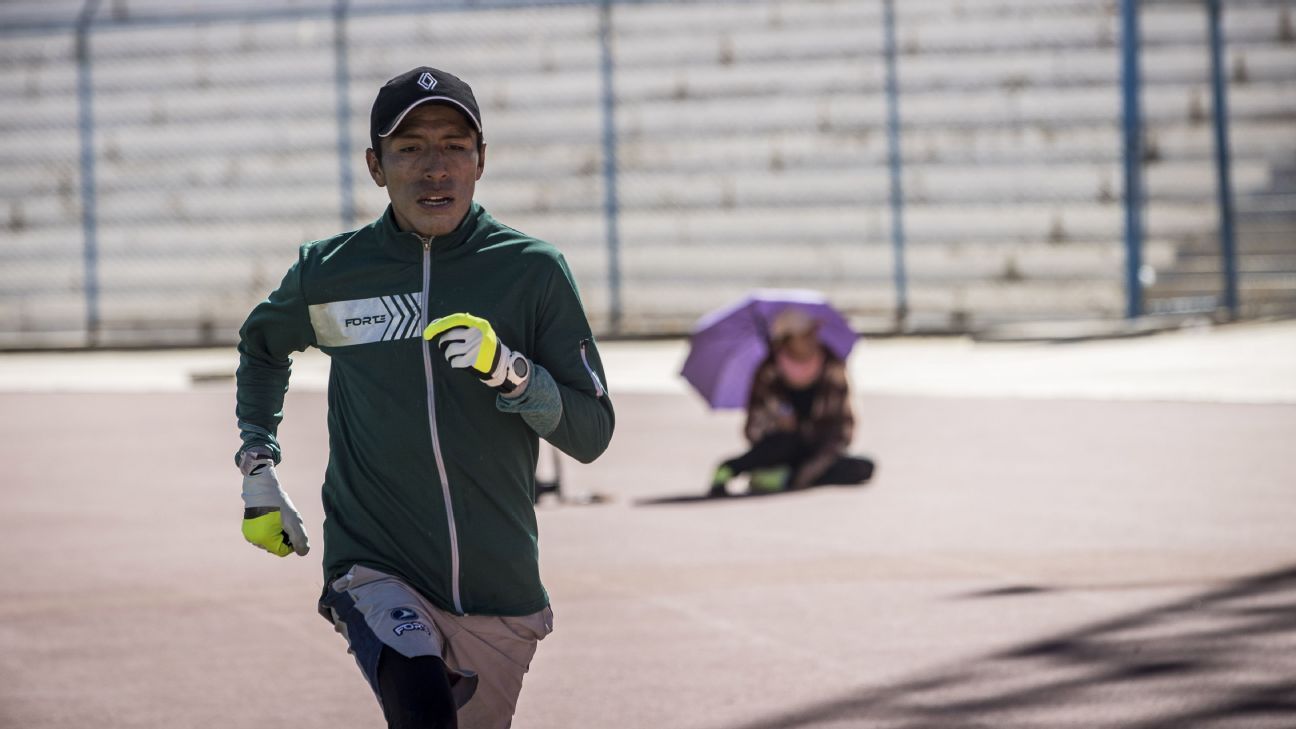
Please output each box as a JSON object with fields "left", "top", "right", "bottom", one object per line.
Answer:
{"left": 512, "top": 357, "right": 530, "bottom": 379}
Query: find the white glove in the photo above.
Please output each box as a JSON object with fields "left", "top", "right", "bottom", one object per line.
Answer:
{"left": 423, "top": 312, "right": 531, "bottom": 396}
{"left": 239, "top": 447, "right": 309, "bottom": 557}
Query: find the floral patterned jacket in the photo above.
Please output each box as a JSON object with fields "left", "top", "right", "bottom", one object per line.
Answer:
{"left": 743, "top": 351, "right": 854, "bottom": 488}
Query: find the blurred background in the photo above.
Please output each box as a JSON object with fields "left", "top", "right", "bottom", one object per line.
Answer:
{"left": 2, "top": 0, "right": 1294, "bottom": 348}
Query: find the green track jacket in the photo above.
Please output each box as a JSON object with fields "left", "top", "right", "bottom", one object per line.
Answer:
{"left": 235, "top": 203, "right": 614, "bottom": 616}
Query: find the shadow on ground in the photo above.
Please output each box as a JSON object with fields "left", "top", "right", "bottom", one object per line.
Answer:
{"left": 727, "top": 564, "right": 1296, "bottom": 729}
{"left": 635, "top": 483, "right": 873, "bottom": 506}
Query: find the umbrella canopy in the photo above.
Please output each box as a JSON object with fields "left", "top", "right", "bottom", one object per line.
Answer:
{"left": 680, "top": 289, "right": 858, "bottom": 409}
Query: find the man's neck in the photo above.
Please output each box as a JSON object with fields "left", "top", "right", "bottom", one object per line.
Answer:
{"left": 390, "top": 209, "right": 471, "bottom": 241}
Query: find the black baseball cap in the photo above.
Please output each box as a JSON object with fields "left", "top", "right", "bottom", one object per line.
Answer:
{"left": 370, "top": 67, "right": 483, "bottom": 153}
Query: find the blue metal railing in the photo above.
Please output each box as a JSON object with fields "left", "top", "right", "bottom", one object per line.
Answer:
{"left": 76, "top": 0, "right": 104, "bottom": 345}
{"left": 881, "top": 0, "right": 909, "bottom": 329}
{"left": 1120, "top": 0, "right": 1241, "bottom": 321}
{"left": 1120, "top": 0, "right": 1146, "bottom": 320}
{"left": 333, "top": 0, "right": 357, "bottom": 231}
{"left": 1206, "top": 0, "right": 1240, "bottom": 319}
{"left": 598, "top": 0, "right": 624, "bottom": 332}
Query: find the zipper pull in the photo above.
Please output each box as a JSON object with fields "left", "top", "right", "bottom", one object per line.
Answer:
{"left": 579, "top": 338, "right": 607, "bottom": 398}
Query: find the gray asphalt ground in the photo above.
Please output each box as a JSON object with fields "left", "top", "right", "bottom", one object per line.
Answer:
{"left": 1, "top": 320, "right": 1294, "bottom": 728}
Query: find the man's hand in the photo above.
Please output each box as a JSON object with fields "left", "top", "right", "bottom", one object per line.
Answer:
{"left": 239, "top": 447, "right": 310, "bottom": 557}
{"left": 423, "top": 312, "right": 531, "bottom": 396}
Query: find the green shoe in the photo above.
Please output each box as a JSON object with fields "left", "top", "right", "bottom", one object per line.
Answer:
{"left": 708, "top": 465, "right": 735, "bottom": 497}
{"left": 749, "top": 467, "right": 790, "bottom": 493}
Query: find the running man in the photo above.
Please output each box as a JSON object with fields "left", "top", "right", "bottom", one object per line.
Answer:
{"left": 234, "top": 66, "right": 614, "bottom": 729}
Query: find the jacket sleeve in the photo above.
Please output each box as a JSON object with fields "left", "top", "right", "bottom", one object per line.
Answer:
{"left": 791, "top": 358, "right": 854, "bottom": 488}
{"left": 500, "top": 253, "right": 614, "bottom": 464}
{"left": 234, "top": 252, "right": 316, "bottom": 465}
{"left": 743, "top": 358, "right": 790, "bottom": 444}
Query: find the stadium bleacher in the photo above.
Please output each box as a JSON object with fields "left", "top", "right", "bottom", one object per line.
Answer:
{"left": 0, "top": 0, "right": 1293, "bottom": 344}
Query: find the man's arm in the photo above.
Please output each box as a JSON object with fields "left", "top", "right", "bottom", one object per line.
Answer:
{"left": 235, "top": 254, "right": 316, "bottom": 464}
{"left": 496, "top": 254, "right": 614, "bottom": 464}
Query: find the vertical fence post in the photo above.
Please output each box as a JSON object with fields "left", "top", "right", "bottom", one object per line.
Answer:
{"left": 881, "top": 0, "right": 909, "bottom": 329}
{"left": 333, "top": 0, "right": 356, "bottom": 229}
{"left": 1120, "top": 0, "right": 1145, "bottom": 319}
{"left": 76, "top": 0, "right": 103, "bottom": 346}
{"left": 598, "top": 0, "right": 623, "bottom": 333}
{"left": 1207, "top": 0, "right": 1239, "bottom": 318}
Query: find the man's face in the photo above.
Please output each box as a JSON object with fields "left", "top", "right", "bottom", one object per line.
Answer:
{"left": 366, "top": 103, "right": 485, "bottom": 239}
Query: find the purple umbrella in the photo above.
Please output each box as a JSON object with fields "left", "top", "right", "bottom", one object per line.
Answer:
{"left": 680, "top": 289, "right": 858, "bottom": 410}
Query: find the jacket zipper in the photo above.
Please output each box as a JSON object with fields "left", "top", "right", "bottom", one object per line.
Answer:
{"left": 420, "top": 236, "right": 463, "bottom": 614}
{"left": 579, "top": 338, "right": 606, "bottom": 398}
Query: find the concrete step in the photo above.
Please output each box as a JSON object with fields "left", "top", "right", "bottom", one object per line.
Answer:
{"left": 1154, "top": 252, "right": 1296, "bottom": 273}
{"left": 7, "top": 119, "right": 1293, "bottom": 202}
{"left": 0, "top": 273, "right": 1136, "bottom": 339}
{"left": 1148, "top": 271, "right": 1296, "bottom": 294}
{"left": 614, "top": 277, "right": 1127, "bottom": 324}
{"left": 1, "top": 234, "right": 1174, "bottom": 317}
{"left": 3, "top": 96, "right": 1292, "bottom": 176}
{"left": 0, "top": 198, "right": 1219, "bottom": 254}
{"left": 8, "top": 38, "right": 1295, "bottom": 118}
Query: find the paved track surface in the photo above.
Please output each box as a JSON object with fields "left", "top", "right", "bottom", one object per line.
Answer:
{"left": 2, "top": 325, "right": 1295, "bottom": 728}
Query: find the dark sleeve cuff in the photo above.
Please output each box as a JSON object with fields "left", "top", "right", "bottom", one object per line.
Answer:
{"left": 495, "top": 362, "right": 562, "bottom": 437}
{"left": 235, "top": 421, "right": 282, "bottom": 467}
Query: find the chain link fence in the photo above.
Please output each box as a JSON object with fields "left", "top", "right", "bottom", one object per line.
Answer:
{"left": 1, "top": 0, "right": 1294, "bottom": 347}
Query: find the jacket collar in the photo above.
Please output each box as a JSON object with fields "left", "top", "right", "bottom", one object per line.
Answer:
{"left": 374, "top": 202, "right": 483, "bottom": 261}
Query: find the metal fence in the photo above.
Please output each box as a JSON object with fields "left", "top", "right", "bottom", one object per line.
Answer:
{"left": 2, "top": 0, "right": 1294, "bottom": 347}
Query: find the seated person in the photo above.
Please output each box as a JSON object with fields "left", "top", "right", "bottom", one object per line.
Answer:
{"left": 709, "top": 309, "right": 874, "bottom": 496}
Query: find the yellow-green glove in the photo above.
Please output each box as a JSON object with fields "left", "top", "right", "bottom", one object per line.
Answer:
{"left": 239, "top": 447, "right": 309, "bottom": 557}
{"left": 423, "top": 312, "right": 531, "bottom": 396}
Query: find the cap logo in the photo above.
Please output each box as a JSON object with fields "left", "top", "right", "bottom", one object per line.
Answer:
{"left": 417, "top": 72, "right": 437, "bottom": 91}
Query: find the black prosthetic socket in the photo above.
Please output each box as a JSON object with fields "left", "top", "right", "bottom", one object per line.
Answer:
{"left": 377, "top": 647, "right": 459, "bottom": 729}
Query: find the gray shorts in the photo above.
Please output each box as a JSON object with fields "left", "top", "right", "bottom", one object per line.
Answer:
{"left": 318, "top": 564, "right": 553, "bottom": 729}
